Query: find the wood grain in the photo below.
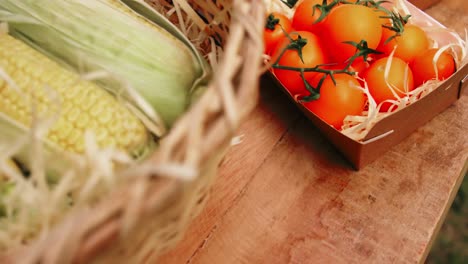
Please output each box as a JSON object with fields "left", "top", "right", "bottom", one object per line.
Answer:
{"left": 157, "top": 77, "right": 301, "bottom": 263}
{"left": 159, "top": 1, "right": 468, "bottom": 263}
{"left": 425, "top": 0, "right": 468, "bottom": 37}
{"left": 187, "top": 96, "right": 467, "bottom": 264}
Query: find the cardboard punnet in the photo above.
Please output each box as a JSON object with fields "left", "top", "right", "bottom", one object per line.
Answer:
{"left": 269, "top": 0, "right": 468, "bottom": 169}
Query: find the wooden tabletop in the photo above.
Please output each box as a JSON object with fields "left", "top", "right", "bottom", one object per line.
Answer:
{"left": 159, "top": 1, "right": 468, "bottom": 263}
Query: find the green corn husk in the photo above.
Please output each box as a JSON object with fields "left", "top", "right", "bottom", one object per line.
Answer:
{"left": 0, "top": 0, "right": 211, "bottom": 135}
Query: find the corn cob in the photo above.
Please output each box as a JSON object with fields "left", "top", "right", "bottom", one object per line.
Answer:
{"left": 0, "top": 0, "right": 210, "bottom": 132}
{"left": 0, "top": 34, "right": 150, "bottom": 155}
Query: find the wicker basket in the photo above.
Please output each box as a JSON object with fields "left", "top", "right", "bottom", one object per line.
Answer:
{"left": 0, "top": 0, "right": 264, "bottom": 263}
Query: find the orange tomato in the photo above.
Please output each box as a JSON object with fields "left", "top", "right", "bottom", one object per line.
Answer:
{"left": 363, "top": 57, "right": 415, "bottom": 112}
{"left": 292, "top": 0, "right": 330, "bottom": 35}
{"left": 322, "top": 4, "right": 382, "bottom": 62}
{"left": 272, "top": 31, "right": 328, "bottom": 96}
{"left": 411, "top": 48, "right": 456, "bottom": 87}
{"left": 378, "top": 24, "right": 429, "bottom": 63}
{"left": 303, "top": 74, "right": 366, "bottom": 129}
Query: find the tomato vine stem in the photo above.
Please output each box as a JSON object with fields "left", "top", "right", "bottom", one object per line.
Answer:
{"left": 343, "top": 40, "right": 382, "bottom": 69}
{"left": 281, "top": 0, "right": 299, "bottom": 8}
{"left": 383, "top": 12, "right": 411, "bottom": 44}
{"left": 265, "top": 13, "right": 281, "bottom": 30}
{"left": 271, "top": 32, "right": 380, "bottom": 102}
{"left": 311, "top": 0, "right": 340, "bottom": 24}
{"left": 269, "top": 1, "right": 406, "bottom": 102}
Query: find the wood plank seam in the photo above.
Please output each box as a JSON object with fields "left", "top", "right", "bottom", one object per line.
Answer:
{"left": 187, "top": 115, "right": 303, "bottom": 262}
{"left": 186, "top": 224, "right": 219, "bottom": 264}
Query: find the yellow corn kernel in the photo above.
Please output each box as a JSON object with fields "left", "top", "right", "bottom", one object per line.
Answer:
{"left": 0, "top": 34, "right": 150, "bottom": 156}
